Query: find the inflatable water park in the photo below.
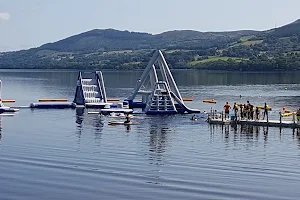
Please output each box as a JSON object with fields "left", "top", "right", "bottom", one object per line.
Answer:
{"left": 0, "top": 49, "right": 299, "bottom": 129}
{"left": 0, "top": 50, "right": 199, "bottom": 116}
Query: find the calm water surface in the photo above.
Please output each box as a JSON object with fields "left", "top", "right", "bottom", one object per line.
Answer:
{"left": 0, "top": 70, "right": 300, "bottom": 200}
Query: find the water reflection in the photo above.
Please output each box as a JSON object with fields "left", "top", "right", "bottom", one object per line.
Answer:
{"left": 75, "top": 108, "right": 104, "bottom": 136}
{"left": 211, "top": 124, "right": 270, "bottom": 144}
{"left": 75, "top": 107, "right": 85, "bottom": 129}
{"left": 263, "top": 126, "right": 269, "bottom": 146}
{"left": 293, "top": 128, "right": 300, "bottom": 148}
{"left": 149, "top": 125, "right": 170, "bottom": 156}
{"left": 103, "top": 70, "right": 300, "bottom": 86}
{"left": 3, "top": 70, "right": 300, "bottom": 91}
{"left": 0, "top": 117, "right": 2, "bottom": 144}
{"left": 142, "top": 122, "right": 174, "bottom": 185}
{"left": 210, "top": 124, "right": 300, "bottom": 150}
{"left": 125, "top": 124, "right": 131, "bottom": 132}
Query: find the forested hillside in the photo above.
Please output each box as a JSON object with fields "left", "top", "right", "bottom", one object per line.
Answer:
{"left": 0, "top": 19, "right": 300, "bottom": 71}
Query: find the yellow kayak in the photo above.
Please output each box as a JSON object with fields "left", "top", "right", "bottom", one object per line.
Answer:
{"left": 257, "top": 106, "right": 272, "bottom": 111}
{"left": 281, "top": 112, "right": 295, "bottom": 117}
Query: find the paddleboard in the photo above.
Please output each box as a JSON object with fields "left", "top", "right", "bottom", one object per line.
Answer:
{"left": 108, "top": 120, "right": 140, "bottom": 125}
{"left": 203, "top": 100, "right": 216, "bottom": 104}
{"left": 108, "top": 113, "right": 133, "bottom": 118}
{"left": 88, "top": 111, "right": 100, "bottom": 114}
{"left": 0, "top": 113, "right": 15, "bottom": 116}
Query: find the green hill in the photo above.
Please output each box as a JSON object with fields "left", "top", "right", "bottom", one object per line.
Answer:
{"left": 0, "top": 19, "right": 300, "bottom": 70}
{"left": 38, "top": 29, "right": 258, "bottom": 53}
{"left": 266, "top": 19, "right": 300, "bottom": 37}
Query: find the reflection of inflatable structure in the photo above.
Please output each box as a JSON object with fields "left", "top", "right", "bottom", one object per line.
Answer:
{"left": 73, "top": 71, "right": 108, "bottom": 108}
{"left": 126, "top": 50, "right": 200, "bottom": 114}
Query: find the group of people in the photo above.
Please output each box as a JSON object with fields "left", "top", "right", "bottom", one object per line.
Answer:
{"left": 224, "top": 101, "right": 269, "bottom": 121}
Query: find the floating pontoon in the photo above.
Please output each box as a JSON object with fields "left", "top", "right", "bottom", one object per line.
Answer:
{"left": 30, "top": 102, "right": 76, "bottom": 109}
{"left": 125, "top": 50, "right": 200, "bottom": 115}
{"left": 0, "top": 80, "right": 19, "bottom": 113}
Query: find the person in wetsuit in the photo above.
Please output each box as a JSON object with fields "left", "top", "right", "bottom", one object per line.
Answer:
{"left": 255, "top": 107, "right": 260, "bottom": 120}
{"left": 263, "top": 102, "right": 268, "bottom": 121}
{"left": 191, "top": 114, "right": 197, "bottom": 121}
{"left": 124, "top": 113, "right": 131, "bottom": 124}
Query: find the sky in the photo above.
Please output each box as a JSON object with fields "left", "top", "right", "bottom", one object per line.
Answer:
{"left": 0, "top": 0, "right": 300, "bottom": 52}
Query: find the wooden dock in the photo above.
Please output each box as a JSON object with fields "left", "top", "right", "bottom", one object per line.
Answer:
{"left": 208, "top": 110, "right": 300, "bottom": 129}
{"left": 209, "top": 118, "right": 300, "bottom": 128}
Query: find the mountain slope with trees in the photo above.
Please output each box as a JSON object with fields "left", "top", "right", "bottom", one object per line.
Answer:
{"left": 0, "top": 19, "right": 300, "bottom": 70}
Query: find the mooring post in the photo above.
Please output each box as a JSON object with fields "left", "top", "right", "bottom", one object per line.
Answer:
{"left": 211, "top": 107, "right": 213, "bottom": 119}
{"left": 221, "top": 111, "right": 224, "bottom": 122}
{"left": 279, "top": 112, "right": 282, "bottom": 125}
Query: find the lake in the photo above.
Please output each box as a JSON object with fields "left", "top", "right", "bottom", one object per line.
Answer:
{"left": 0, "top": 69, "right": 300, "bottom": 200}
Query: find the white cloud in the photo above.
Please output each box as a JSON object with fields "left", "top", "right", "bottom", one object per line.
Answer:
{"left": 0, "top": 13, "right": 10, "bottom": 21}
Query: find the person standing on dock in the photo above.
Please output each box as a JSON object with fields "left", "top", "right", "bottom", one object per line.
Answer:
{"left": 243, "top": 104, "right": 248, "bottom": 119}
{"left": 224, "top": 102, "right": 231, "bottom": 120}
{"left": 296, "top": 108, "right": 300, "bottom": 123}
{"left": 263, "top": 103, "right": 268, "bottom": 121}
{"left": 246, "top": 101, "right": 251, "bottom": 119}
{"left": 233, "top": 103, "right": 239, "bottom": 119}
{"left": 255, "top": 107, "right": 260, "bottom": 120}
{"left": 249, "top": 104, "right": 254, "bottom": 120}
{"left": 239, "top": 104, "right": 243, "bottom": 120}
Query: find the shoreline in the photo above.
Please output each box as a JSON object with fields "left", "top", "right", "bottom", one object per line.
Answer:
{"left": 0, "top": 68, "right": 300, "bottom": 73}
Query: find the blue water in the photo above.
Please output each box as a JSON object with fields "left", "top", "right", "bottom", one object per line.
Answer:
{"left": 1, "top": 70, "right": 300, "bottom": 200}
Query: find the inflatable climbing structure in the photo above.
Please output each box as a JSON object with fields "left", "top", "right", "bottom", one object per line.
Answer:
{"left": 126, "top": 50, "right": 200, "bottom": 114}
{"left": 73, "top": 71, "right": 108, "bottom": 108}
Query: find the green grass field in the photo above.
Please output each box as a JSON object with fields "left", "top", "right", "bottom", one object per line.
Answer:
{"left": 122, "top": 61, "right": 141, "bottom": 66}
{"left": 230, "top": 40, "right": 263, "bottom": 48}
{"left": 165, "top": 49, "right": 194, "bottom": 53}
{"left": 189, "top": 56, "right": 248, "bottom": 65}
{"left": 240, "top": 36, "right": 255, "bottom": 42}
{"left": 242, "top": 40, "right": 263, "bottom": 46}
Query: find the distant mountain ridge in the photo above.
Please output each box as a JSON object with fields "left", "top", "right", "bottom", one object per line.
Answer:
{"left": 38, "top": 29, "right": 259, "bottom": 52}
{"left": 0, "top": 18, "right": 300, "bottom": 70}
{"left": 264, "top": 19, "right": 300, "bottom": 37}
